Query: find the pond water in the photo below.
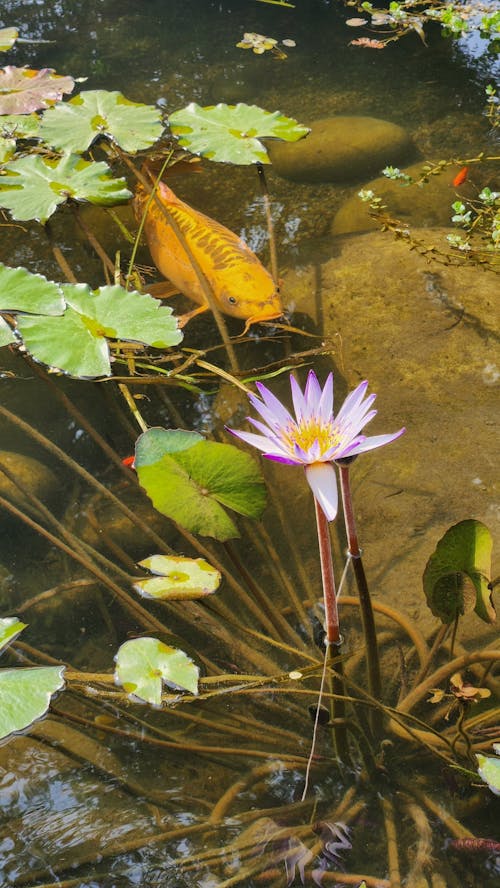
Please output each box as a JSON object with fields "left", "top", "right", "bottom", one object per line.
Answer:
{"left": 0, "top": 1, "right": 499, "bottom": 886}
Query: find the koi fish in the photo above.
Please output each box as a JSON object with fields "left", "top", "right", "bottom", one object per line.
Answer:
{"left": 133, "top": 181, "right": 283, "bottom": 327}
{"left": 452, "top": 166, "right": 468, "bottom": 187}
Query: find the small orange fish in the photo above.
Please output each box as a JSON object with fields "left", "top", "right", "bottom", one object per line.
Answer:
{"left": 452, "top": 166, "right": 468, "bottom": 187}
{"left": 133, "top": 181, "right": 283, "bottom": 327}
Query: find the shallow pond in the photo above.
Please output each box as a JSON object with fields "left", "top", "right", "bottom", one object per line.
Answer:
{"left": 0, "top": 1, "right": 499, "bottom": 886}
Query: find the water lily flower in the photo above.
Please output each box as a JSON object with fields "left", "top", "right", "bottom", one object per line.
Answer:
{"left": 226, "top": 371, "right": 405, "bottom": 521}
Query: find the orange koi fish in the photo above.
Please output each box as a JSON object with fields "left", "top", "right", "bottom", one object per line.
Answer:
{"left": 133, "top": 181, "right": 283, "bottom": 327}
{"left": 452, "top": 166, "right": 468, "bottom": 187}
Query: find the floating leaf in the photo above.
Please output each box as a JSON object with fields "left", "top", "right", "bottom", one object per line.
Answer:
{"left": 0, "top": 153, "right": 131, "bottom": 222}
{"left": 423, "top": 520, "right": 495, "bottom": 624}
{"left": 135, "top": 554, "right": 221, "bottom": 600}
{"left": 17, "top": 283, "right": 182, "bottom": 377}
{"left": 39, "top": 89, "right": 164, "bottom": 154}
{"left": 115, "top": 637, "right": 199, "bottom": 705}
{"left": 135, "top": 427, "right": 266, "bottom": 541}
{"left": 476, "top": 745, "right": 500, "bottom": 796}
{"left": 0, "top": 316, "right": 16, "bottom": 346}
{"left": 0, "top": 616, "right": 26, "bottom": 653}
{"left": 0, "top": 113, "right": 40, "bottom": 139}
{"left": 168, "top": 102, "right": 309, "bottom": 165}
{"left": 349, "top": 37, "right": 386, "bottom": 48}
{"left": 0, "top": 27, "right": 18, "bottom": 52}
{"left": 0, "top": 666, "right": 65, "bottom": 740}
{"left": 0, "top": 263, "right": 65, "bottom": 315}
{"left": 0, "top": 66, "right": 74, "bottom": 114}
{"left": 0, "top": 136, "right": 15, "bottom": 163}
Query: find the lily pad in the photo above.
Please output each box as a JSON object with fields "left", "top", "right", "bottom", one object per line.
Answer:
{"left": 0, "top": 136, "right": 15, "bottom": 163}
{"left": 0, "top": 316, "right": 16, "bottom": 346}
{"left": 17, "top": 283, "right": 182, "bottom": 378}
{"left": 114, "top": 637, "right": 199, "bottom": 705}
{"left": 0, "top": 263, "right": 65, "bottom": 315}
{"left": 0, "top": 616, "right": 27, "bottom": 653}
{"left": 0, "top": 666, "right": 65, "bottom": 740}
{"left": 0, "top": 27, "right": 18, "bottom": 52}
{"left": 0, "top": 113, "right": 41, "bottom": 139}
{"left": 168, "top": 102, "right": 309, "bottom": 165}
{"left": 423, "top": 520, "right": 495, "bottom": 624}
{"left": 135, "top": 554, "right": 221, "bottom": 600}
{"left": 39, "top": 89, "right": 164, "bottom": 154}
{"left": 0, "top": 66, "right": 74, "bottom": 115}
{"left": 476, "top": 745, "right": 500, "bottom": 796}
{"left": 135, "top": 427, "right": 267, "bottom": 541}
{"left": 0, "top": 153, "right": 132, "bottom": 222}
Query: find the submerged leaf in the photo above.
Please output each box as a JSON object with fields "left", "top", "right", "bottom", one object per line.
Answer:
{"left": 169, "top": 102, "right": 309, "bottom": 165}
{"left": 0, "top": 153, "right": 131, "bottom": 222}
{"left": 0, "top": 66, "right": 74, "bottom": 114}
{"left": 0, "top": 666, "right": 65, "bottom": 740}
{"left": 0, "top": 263, "right": 65, "bottom": 315}
{"left": 115, "top": 637, "right": 199, "bottom": 705}
{"left": 476, "top": 745, "right": 500, "bottom": 796}
{"left": 135, "top": 428, "right": 266, "bottom": 541}
{"left": 135, "top": 554, "right": 221, "bottom": 600}
{"left": 423, "top": 520, "right": 494, "bottom": 624}
{"left": 39, "top": 89, "right": 164, "bottom": 154}
{"left": 0, "top": 616, "right": 27, "bottom": 653}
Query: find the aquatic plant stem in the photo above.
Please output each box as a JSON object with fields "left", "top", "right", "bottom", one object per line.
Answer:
{"left": 381, "top": 795, "right": 402, "bottom": 888}
{"left": 338, "top": 462, "right": 382, "bottom": 730}
{"left": 256, "top": 162, "right": 279, "bottom": 285}
{"left": 313, "top": 498, "right": 350, "bottom": 762}
{"left": 314, "top": 498, "right": 340, "bottom": 645}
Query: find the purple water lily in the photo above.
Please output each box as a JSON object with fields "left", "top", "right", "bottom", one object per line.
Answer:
{"left": 227, "top": 370, "right": 405, "bottom": 521}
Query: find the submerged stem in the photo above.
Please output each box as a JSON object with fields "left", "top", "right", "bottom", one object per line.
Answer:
{"left": 338, "top": 463, "right": 382, "bottom": 731}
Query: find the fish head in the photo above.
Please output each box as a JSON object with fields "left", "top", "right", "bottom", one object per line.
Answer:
{"left": 217, "top": 275, "right": 283, "bottom": 324}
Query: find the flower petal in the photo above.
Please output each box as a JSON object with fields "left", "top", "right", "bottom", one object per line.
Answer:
{"left": 317, "top": 372, "right": 334, "bottom": 422}
{"left": 226, "top": 426, "right": 292, "bottom": 459}
{"left": 303, "top": 370, "right": 322, "bottom": 419}
{"left": 253, "top": 383, "right": 294, "bottom": 427}
{"left": 305, "top": 462, "right": 338, "bottom": 521}
{"left": 334, "top": 381, "right": 370, "bottom": 425}
{"left": 290, "top": 373, "right": 307, "bottom": 421}
{"left": 348, "top": 428, "right": 405, "bottom": 455}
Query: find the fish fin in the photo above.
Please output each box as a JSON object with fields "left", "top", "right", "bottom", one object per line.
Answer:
{"left": 143, "top": 280, "right": 181, "bottom": 299}
{"left": 177, "top": 305, "right": 210, "bottom": 328}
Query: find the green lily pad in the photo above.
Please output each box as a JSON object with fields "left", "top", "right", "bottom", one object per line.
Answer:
{"left": 135, "top": 427, "right": 266, "bottom": 541}
{"left": 114, "top": 637, "right": 199, "bottom": 705}
{"left": 423, "top": 520, "right": 495, "bottom": 624}
{"left": 0, "top": 666, "right": 65, "bottom": 740}
{"left": 0, "top": 136, "right": 15, "bottom": 163}
{"left": 0, "top": 66, "right": 74, "bottom": 115}
{"left": 0, "top": 113, "right": 41, "bottom": 139}
{"left": 0, "top": 616, "right": 27, "bottom": 653}
{"left": 39, "top": 89, "right": 164, "bottom": 154}
{"left": 168, "top": 102, "right": 309, "bottom": 165}
{"left": 0, "top": 153, "right": 131, "bottom": 222}
{"left": 0, "top": 316, "right": 16, "bottom": 346}
{"left": 0, "top": 263, "right": 65, "bottom": 315}
{"left": 135, "top": 554, "right": 221, "bottom": 600}
{"left": 476, "top": 744, "right": 500, "bottom": 796}
{"left": 17, "top": 283, "right": 182, "bottom": 378}
{"left": 0, "top": 27, "right": 19, "bottom": 52}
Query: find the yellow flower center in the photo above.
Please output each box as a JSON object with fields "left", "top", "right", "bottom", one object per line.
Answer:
{"left": 283, "top": 418, "right": 340, "bottom": 456}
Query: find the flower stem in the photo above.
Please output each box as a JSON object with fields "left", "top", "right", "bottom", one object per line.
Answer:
{"left": 313, "top": 498, "right": 351, "bottom": 763}
{"left": 338, "top": 464, "right": 382, "bottom": 730}
{"left": 314, "top": 498, "right": 341, "bottom": 645}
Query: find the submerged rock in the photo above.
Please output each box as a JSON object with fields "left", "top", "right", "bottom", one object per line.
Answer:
{"left": 267, "top": 116, "right": 414, "bottom": 183}
{"left": 0, "top": 451, "right": 58, "bottom": 513}
{"left": 283, "top": 228, "right": 498, "bottom": 642}
{"left": 331, "top": 161, "right": 477, "bottom": 236}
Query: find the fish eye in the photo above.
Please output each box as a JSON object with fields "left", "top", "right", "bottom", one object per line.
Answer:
{"left": 228, "top": 296, "right": 237, "bottom": 305}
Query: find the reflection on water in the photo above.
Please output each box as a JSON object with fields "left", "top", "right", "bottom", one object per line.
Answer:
{"left": 0, "top": 1, "right": 498, "bottom": 886}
